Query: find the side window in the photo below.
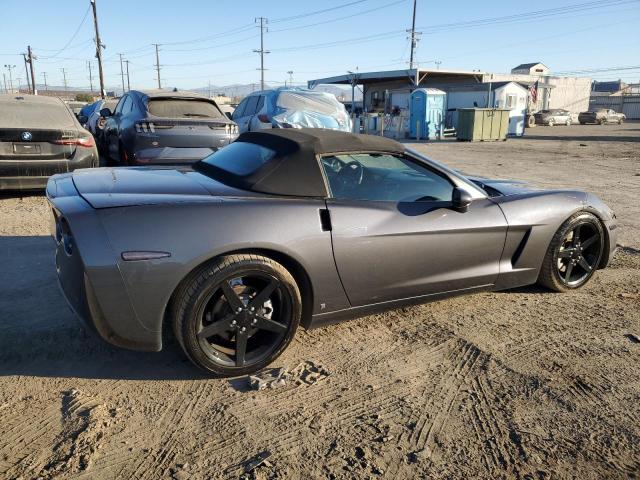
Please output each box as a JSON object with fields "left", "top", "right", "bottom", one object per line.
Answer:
{"left": 232, "top": 99, "right": 247, "bottom": 120}
{"left": 114, "top": 96, "right": 126, "bottom": 114}
{"left": 505, "top": 94, "right": 516, "bottom": 109}
{"left": 120, "top": 96, "right": 133, "bottom": 115}
{"left": 244, "top": 96, "right": 260, "bottom": 116}
{"left": 321, "top": 153, "right": 454, "bottom": 202}
{"left": 256, "top": 95, "right": 265, "bottom": 113}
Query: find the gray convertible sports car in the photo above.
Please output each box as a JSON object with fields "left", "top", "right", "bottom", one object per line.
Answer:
{"left": 47, "top": 129, "right": 617, "bottom": 376}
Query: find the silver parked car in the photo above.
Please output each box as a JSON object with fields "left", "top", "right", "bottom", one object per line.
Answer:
{"left": 533, "top": 109, "right": 572, "bottom": 126}
{"left": 46, "top": 129, "right": 617, "bottom": 376}
{"left": 232, "top": 87, "right": 352, "bottom": 133}
{"left": 578, "top": 109, "right": 626, "bottom": 125}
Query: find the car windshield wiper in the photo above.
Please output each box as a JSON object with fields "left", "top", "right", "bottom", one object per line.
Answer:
{"left": 182, "top": 113, "right": 211, "bottom": 117}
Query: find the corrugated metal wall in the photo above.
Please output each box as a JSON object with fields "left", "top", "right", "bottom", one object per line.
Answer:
{"left": 589, "top": 95, "right": 640, "bottom": 119}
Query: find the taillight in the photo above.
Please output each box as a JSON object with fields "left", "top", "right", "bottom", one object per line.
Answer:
{"left": 135, "top": 121, "right": 157, "bottom": 133}
{"left": 51, "top": 136, "right": 95, "bottom": 147}
{"left": 257, "top": 114, "right": 270, "bottom": 123}
{"left": 224, "top": 124, "right": 238, "bottom": 135}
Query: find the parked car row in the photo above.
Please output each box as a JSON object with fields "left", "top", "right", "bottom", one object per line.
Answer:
{"left": 533, "top": 108, "right": 626, "bottom": 127}
{"left": 578, "top": 108, "right": 625, "bottom": 125}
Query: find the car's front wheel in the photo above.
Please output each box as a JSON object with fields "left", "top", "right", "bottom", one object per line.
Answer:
{"left": 538, "top": 212, "right": 604, "bottom": 292}
{"left": 171, "top": 254, "right": 301, "bottom": 376}
{"left": 548, "top": 119, "right": 555, "bottom": 127}
{"left": 565, "top": 118, "right": 571, "bottom": 126}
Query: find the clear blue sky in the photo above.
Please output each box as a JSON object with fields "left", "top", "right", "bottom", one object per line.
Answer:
{"left": 1, "top": 0, "right": 639, "bottom": 91}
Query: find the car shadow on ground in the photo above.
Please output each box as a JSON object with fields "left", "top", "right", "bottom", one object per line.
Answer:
{"left": 0, "top": 235, "right": 208, "bottom": 381}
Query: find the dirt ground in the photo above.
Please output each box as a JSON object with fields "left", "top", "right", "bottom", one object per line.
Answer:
{"left": 1, "top": 122, "right": 639, "bottom": 479}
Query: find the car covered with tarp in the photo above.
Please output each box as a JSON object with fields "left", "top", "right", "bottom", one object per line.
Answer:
{"left": 232, "top": 87, "right": 352, "bottom": 133}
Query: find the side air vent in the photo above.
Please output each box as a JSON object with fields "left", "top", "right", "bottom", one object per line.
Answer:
{"left": 511, "top": 228, "right": 532, "bottom": 267}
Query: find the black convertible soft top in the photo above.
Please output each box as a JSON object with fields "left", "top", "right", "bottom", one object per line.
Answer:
{"left": 195, "top": 129, "right": 405, "bottom": 197}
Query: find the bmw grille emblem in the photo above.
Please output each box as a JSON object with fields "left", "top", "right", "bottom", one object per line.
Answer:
{"left": 21, "top": 131, "right": 33, "bottom": 141}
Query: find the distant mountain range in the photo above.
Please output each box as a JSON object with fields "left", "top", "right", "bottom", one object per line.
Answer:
{"left": 21, "top": 82, "right": 362, "bottom": 101}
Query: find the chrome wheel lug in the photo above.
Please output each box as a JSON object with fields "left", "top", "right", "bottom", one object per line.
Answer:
{"left": 240, "top": 326, "right": 246, "bottom": 333}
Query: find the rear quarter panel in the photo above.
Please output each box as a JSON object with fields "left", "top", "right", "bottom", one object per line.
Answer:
{"left": 97, "top": 198, "right": 349, "bottom": 334}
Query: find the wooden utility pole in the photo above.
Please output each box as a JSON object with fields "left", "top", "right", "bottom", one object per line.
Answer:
{"left": 87, "top": 61, "right": 94, "bottom": 92}
{"left": 42, "top": 71, "right": 48, "bottom": 90}
{"left": 118, "top": 53, "right": 125, "bottom": 94}
{"left": 61, "top": 68, "right": 68, "bottom": 92}
{"left": 28, "top": 46, "right": 37, "bottom": 94}
{"left": 22, "top": 54, "right": 31, "bottom": 94}
{"left": 153, "top": 44, "right": 162, "bottom": 89}
{"left": 125, "top": 60, "right": 131, "bottom": 91}
{"left": 91, "top": 0, "right": 106, "bottom": 98}
{"left": 254, "top": 17, "right": 269, "bottom": 91}
{"left": 408, "top": 0, "right": 420, "bottom": 70}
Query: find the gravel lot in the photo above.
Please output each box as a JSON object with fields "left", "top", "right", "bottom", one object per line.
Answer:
{"left": 1, "top": 122, "right": 638, "bottom": 479}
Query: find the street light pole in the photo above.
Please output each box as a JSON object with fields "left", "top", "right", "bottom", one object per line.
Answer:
{"left": 4, "top": 65, "right": 15, "bottom": 93}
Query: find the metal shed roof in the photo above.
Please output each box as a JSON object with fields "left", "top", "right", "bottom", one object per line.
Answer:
{"left": 308, "top": 68, "right": 486, "bottom": 88}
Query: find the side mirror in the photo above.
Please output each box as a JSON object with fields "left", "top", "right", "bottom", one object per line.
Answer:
{"left": 77, "top": 114, "right": 88, "bottom": 124}
{"left": 99, "top": 108, "right": 112, "bottom": 118}
{"left": 452, "top": 187, "right": 472, "bottom": 213}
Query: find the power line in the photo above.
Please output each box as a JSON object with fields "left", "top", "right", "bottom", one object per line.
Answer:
{"left": 45, "top": 5, "right": 91, "bottom": 60}
{"left": 269, "top": 0, "right": 406, "bottom": 33}
{"left": 416, "top": 0, "right": 638, "bottom": 33}
{"left": 270, "top": 0, "right": 370, "bottom": 23}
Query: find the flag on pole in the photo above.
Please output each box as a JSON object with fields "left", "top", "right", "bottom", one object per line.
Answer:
{"left": 529, "top": 81, "right": 538, "bottom": 103}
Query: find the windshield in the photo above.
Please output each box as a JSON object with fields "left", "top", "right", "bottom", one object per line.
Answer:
{"left": 147, "top": 98, "right": 225, "bottom": 119}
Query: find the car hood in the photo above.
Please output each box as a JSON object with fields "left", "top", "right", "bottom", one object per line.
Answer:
{"left": 465, "top": 175, "right": 546, "bottom": 196}
{"left": 70, "top": 167, "right": 262, "bottom": 208}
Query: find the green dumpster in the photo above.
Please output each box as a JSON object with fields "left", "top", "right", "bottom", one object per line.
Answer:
{"left": 456, "top": 108, "right": 510, "bottom": 141}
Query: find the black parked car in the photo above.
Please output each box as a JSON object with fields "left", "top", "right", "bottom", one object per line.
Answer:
{"left": 101, "top": 90, "right": 239, "bottom": 165}
{"left": 0, "top": 94, "right": 98, "bottom": 190}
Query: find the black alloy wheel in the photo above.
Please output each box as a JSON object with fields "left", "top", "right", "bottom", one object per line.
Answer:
{"left": 196, "top": 273, "right": 290, "bottom": 368}
{"left": 538, "top": 212, "right": 605, "bottom": 292}
{"left": 172, "top": 254, "right": 301, "bottom": 376}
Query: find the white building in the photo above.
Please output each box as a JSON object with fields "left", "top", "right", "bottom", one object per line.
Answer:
{"left": 511, "top": 62, "right": 549, "bottom": 75}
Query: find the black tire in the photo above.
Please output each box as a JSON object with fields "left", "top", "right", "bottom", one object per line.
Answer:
{"left": 618, "top": 118, "right": 624, "bottom": 125}
{"left": 599, "top": 118, "right": 606, "bottom": 125}
{"left": 118, "top": 142, "right": 129, "bottom": 166}
{"left": 171, "top": 254, "right": 301, "bottom": 376}
{"left": 538, "top": 212, "right": 604, "bottom": 292}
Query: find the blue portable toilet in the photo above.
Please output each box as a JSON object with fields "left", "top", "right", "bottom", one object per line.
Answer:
{"left": 409, "top": 88, "right": 446, "bottom": 139}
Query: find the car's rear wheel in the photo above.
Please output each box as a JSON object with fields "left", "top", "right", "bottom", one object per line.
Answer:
{"left": 118, "top": 142, "right": 129, "bottom": 166}
{"left": 565, "top": 118, "right": 571, "bottom": 126}
{"left": 618, "top": 118, "right": 624, "bottom": 125}
{"left": 538, "top": 212, "right": 604, "bottom": 292}
{"left": 599, "top": 118, "right": 606, "bottom": 125}
{"left": 171, "top": 254, "right": 301, "bottom": 376}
